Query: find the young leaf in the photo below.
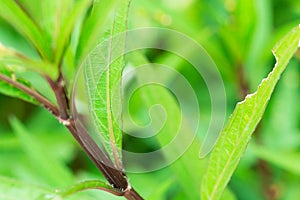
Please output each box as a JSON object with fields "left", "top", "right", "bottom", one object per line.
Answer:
{"left": 76, "top": 0, "right": 117, "bottom": 65}
{"left": 83, "top": 0, "right": 130, "bottom": 170}
{"left": 0, "top": 0, "right": 51, "bottom": 60}
{"left": 0, "top": 64, "right": 37, "bottom": 104}
{"left": 0, "top": 43, "right": 58, "bottom": 77}
{"left": 45, "top": 180, "right": 122, "bottom": 199}
{"left": 53, "top": 0, "right": 92, "bottom": 65}
{"left": 200, "top": 25, "right": 300, "bottom": 200}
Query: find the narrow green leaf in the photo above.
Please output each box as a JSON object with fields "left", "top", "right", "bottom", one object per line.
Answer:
{"left": 0, "top": 43, "right": 58, "bottom": 77}
{"left": 127, "top": 51, "right": 207, "bottom": 199}
{"left": 53, "top": 0, "right": 92, "bottom": 65}
{"left": 0, "top": 176, "right": 53, "bottom": 200}
{"left": 200, "top": 25, "right": 300, "bottom": 200}
{"left": 44, "top": 180, "right": 122, "bottom": 200}
{"left": 76, "top": 0, "right": 118, "bottom": 65}
{"left": 83, "top": 0, "right": 130, "bottom": 170}
{"left": 9, "top": 117, "right": 74, "bottom": 187}
{"left": 0, "top": 64, "right": 37, "bottom": 104}
{"left": 0, "top": 0, "right": 51, "bottom": 60}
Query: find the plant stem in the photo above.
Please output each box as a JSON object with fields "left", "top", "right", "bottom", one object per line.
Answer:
{"left": 66, "top": 119, "right": 128, "bottom": 189}
{"left": 124, "top": 187, "right": 144, "bottom": 200}
{"left": 0, "top": 72, "right": 144, "bottom": 199}
{"left": 45, "top": 74, "right": 69, "bottom": 119}
{"left": 45, "top": 74, "right": 144, "bottom": 199}
{"left": 0, "top": 73, "right": 58, "bottom": 115}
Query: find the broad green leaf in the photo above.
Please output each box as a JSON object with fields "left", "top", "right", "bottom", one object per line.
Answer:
{"left": 200, "top": 25, "right": 300, "bottom": 200}
{"left": 0, "top": 0, "right": 51, "bottom": 60}
{"left": 0, "top": 176, "right": 53, "bottom": 200}
{"left": 83, "top": 0, "right": 130, "bottom": 170}
{"left": 0, "top": 64, "right": 37, "bottom": 104}
{"left": 9, "top": 117, "right": 74, "bottom": 187}
{"left": 76, "top": 0, "right": 118, "bottom": 65}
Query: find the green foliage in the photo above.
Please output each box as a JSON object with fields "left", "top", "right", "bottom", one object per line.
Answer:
{"left": 0, "top": 0, "right": 52, "bottom": 60}
{"left": 128, "top": 51, "right": 206, "bottom": 199}
{"left": 9, "top": 117, "right": 74, "bottom": 187}
{"left": 0, "top": 64, "right": 37, "bottom": 104}
{"left": 0, "top": 0, "right": 299, "bottom": 199}
{"left": 200, "top": 26, "right": 300, "bottom": 200}
{"left": 45, "top": 180, "right": 121, "bottom": 200}
{"left": 83, "top": 0, "right": 130, "bottom": 169}
{"left": 76, "top": 0, "right": 118, "bottom": 65}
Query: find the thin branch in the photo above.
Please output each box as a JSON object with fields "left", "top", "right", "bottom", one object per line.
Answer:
{"left": 66, "top": 119, "right": 128, "bottom": 190}
{"left": 124, "top": 187, "right": 144, "bottom": 200}
{"left": 0, "top": 69, "right": 144, "bottom": 199}
{"left": 45, "top": 74, "right": 69, "bottom": 119}
{"left": 0, "top": 73, "right": 59, "bottom": 116}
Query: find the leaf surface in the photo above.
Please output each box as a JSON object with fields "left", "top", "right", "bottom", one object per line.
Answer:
{"left": 0, "top": 64, "right": 37, "bottom": 104}
{"left": 0, "top": 43, "right": 57, "bottom": 77}
{"left": 0, "top": 0, "right": 51, "bottom": 60}
{"left": 127, "top": 51, "right": 206, "bottom": 199}
{"left": 200, "top": 25, "right": 300, "bottom": 200}
{"left": 76, "top": 0, "right": 118, "bottom": 65}
{"left": 83, "top": 0, "right": 130, "bottom": 169}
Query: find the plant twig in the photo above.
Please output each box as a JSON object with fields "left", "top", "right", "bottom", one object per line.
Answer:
{"left": 45, "top": 73, "right": 69, "bottom": 119}
{"left": 44, "top": 73, "right": 143, "bottom": 199}
{"left": 0, "top": 70, "right": 144, "bottom": 200}
{"left": 0, "top": 73, "right": 59, "bottom": 116}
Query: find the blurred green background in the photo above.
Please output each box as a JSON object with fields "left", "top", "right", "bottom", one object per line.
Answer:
{"left": 0, "top": 0, "right": 299, "bottom": 199}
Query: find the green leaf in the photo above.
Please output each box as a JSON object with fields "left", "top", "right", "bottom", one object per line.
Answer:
{"left": 0, "top": 43, "right": 57, "bottom": 77}
{"left": 0, "top": 0, "right": 51, "bottom": 60}
{"left": 0, "top": 176, "right": 53, "bottom": 200}
{"left": 76, "top": 0, "right": 118, "bottom": 65}
{"left": 83, "top": 0, "right": 130, "bottom": 170}
{"left": 0, "top": 176, "right": 118, "bottom": 200}
{"left": 200, "top": 25, "right": 300, "bottom": 200}
{"left": 9, "top": 117, "right": 74, "bottom": 187}
{"left": 0, "top": 64, "right": 37, "bottom": 104}
{"left": 44, "top": 180, "right": 121, "bottom": 200}
{"left": 127, "top": 51, "right": 207, "bottom": 199}
{"left": 53, "top": 0, "right": 92, "bottom": 65}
